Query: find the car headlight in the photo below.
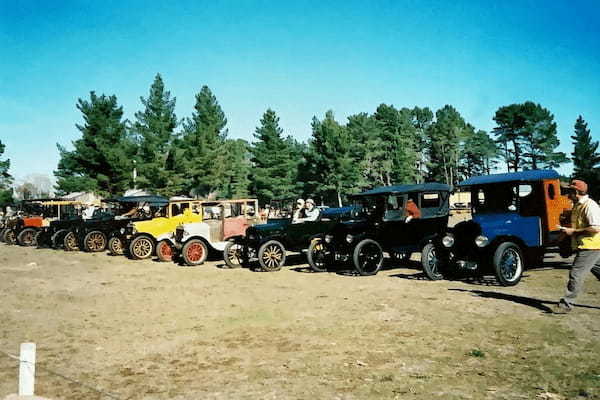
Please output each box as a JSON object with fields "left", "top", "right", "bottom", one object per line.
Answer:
{"left": 475, "top": 235, "right": 489, "bottom": 247}
{"left": 119, "top": 228, "right": 125, "bottom": 234}
{"left": 442, "top": 234, "right": 454, "bottom": 248}
{"left": 325, "top": 234, "right": 333, "bottom": 243}
{"left": 345, "top": 234, "right": 354, "bottom": 243}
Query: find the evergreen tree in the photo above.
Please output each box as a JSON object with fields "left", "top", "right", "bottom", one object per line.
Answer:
{"left": 493, "top": 101, "right": 566, "bottom": 171}
{"left": 427, "top": 105, "right": 467, "bottom": 185}
{"left": 0, "top": 140, "right": 13, "bottom": 206}
{"left": 132, "top": 73, "right": 179, "bottom": 196}
{"left": 54, "top": 92, "right": 136, "bottom": 196}
{"left": 571, "top": 115, "right": 600, "bottom": 198}
{"left": 346, "top": 112, "right": 386, "bottom": 188}
{"left": 221, "top": 138, "right": 251, "bottom": 199}
{"left": 180, "top": 86, "right": 228, "bottom": 198}
{"left": 373, "top": 104, "right": 419, "bottom": 185}
{"left": 250, "top": 109, "right": 298, "bottom": 204}
{"left": 410, "top": 107, "right": 434, "bottom": 183}
{"left": 461, "top": 128, "right": 499, "bottom": 178}
{"left": 303, "top": 111, "right": 359, "bottom": 206}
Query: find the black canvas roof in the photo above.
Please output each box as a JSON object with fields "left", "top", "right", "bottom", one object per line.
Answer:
{"left": 351, "top": 183, "right": 451, "bottom": 197}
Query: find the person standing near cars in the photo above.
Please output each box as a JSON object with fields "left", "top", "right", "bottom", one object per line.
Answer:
{"left": 555, "top": 179, "right": 600, "bottom": 313}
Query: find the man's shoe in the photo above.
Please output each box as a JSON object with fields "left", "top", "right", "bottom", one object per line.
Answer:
{"left": 554, "top": 300, "right": 572, "bottom": 314}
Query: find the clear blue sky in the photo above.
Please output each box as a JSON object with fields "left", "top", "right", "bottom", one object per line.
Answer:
{"left": 1, "top": 0, "right": 599, "bottom": 182}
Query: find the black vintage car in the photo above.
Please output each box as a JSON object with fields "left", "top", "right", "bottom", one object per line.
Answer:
{"left": 223, "top": 200, "right": 355, "bottom": 271}
{"left": 308, "top": 183, "right": 451, "bottom": 276}
{"left": 59, "top": 196, "right": 168, "bottom": 253}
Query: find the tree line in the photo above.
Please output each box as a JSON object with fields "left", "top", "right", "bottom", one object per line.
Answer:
{"left": 1, "top": 73, "right": 598, "bottom": 207}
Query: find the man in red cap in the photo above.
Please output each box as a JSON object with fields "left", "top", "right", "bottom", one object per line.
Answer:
{"left": 555, "top": 179, "right": 600, "bottom": 313}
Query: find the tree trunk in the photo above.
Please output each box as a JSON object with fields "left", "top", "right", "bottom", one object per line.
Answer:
{"left": 337, "top": 191, "right": 343, "bottom": 208}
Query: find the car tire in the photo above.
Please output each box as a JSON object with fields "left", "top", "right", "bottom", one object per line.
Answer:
{"left": 493, "top": 242, "right": 524, "bottom": 286}
{"left": 51, "top": 229, "right": 68, "bottom": 249}
{"left": 182, "top": 239, "right": 208, "bottom": 266}
{"left": 353, "top": 239, "right": 384, "bottom": 276}
{"left": 4, "top": 229, "right": 16, "bottom": 245}
{"left": 0, "top": 228, "right": 6, "bottom": 243}
{"left": 63, "top": 231, "right": 79, "bottom": 251}
{"left": 34, "top": 230, "right": 47, "bottom": 247}
{"left": 223, "top": 241, "right": 246, "bottom": 268}
{"left": 156, "top": 240, "right": 176, "bottom": 262}
{"left": 84, "top": 230, "right": 107, "bottom": 252}
{"left": 258, "top": 240, "right": 286, "bottom": 272}
{"left": 421, "top": 243, "right": 444, "bottom": 280}
{"left": 129, "top": 235, "right": 155, "bottom": 260}
{"left": 17, "top": 228, "right": 38, "bottom": 247}
{"left": 307, "top": 238, "right": 330, "bottom": 272}
{"left": 108, "top": 236, "right": 124, "bottom": 256}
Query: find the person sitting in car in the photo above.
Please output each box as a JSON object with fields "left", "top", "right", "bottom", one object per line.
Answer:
{"left": 405, "top": 198, "right": 421, "bottom": 222}
{"left": 301, "top": 198, "right": 320, "bottom": 222}
{"left": 292, "top": 199, "right": 306, "bottom": 223}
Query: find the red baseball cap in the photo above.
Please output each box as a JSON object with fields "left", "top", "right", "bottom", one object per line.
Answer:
{"left": 569, "top": 179, "right": 588, "bottom": 193}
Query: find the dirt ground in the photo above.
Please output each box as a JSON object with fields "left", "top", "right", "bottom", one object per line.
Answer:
{"left": 1, "top": 237, "right": 599, "bottom": 399}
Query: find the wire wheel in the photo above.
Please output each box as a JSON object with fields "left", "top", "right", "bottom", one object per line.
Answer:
{"left": 493, "top": 242, "right": 523, "bottom": 286}
{"left": 85, "top": 231, "right": 107, "bottom": 252}
{"left": 182, "top": 239, "right": 208, "bottom": 266}
{"left": 129, "top": 236, "right": 154, "bottom": 260}
{"left": 223, "top": 241, "right": 246, "bottom": 268}
{"left": 353, "top": 239, "right": 384, "bottom": 276}
{"left": 307, "top": 238, "right": 330, "bottom": 272}
{"left": 17, "top": 228, "right": 37, "bottom": 246}
{"left": 258, "top": 240, "right": 286, "bottom": 272}
{"left": 51, "top": 229, "right": 67, "bottom": 249}
{"left": 63, "top": 231, "right": 79, "bottom": 251}
{"left": 421, "top": 243, "right": 443, "bottom": 280}
{"left": 156, "top": 240, "right": 175, "bottom": 262}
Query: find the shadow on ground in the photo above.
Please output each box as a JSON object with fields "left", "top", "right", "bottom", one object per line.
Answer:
{"left": 449, "top": 288, "right": 600, "bottom": 313}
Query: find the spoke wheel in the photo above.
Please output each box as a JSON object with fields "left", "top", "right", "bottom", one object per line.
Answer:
{"left": 307, "top": 238, "right": 330, "bottom": 272}
{"left": 108, "top": 236, "right": 124, "bottom": 256}
{"left": 84, "top": 231, "right": 107, "bottom": 252}
{"left": 129, "top": 236, "right": 155, "bottom": 260}
{"left": 17, "top": 228, "right": 37, "bottom": 247}
{"left": 493, "top": 242, "right": 523, "bottom": 286}
{"left": 63, "top": 231, "right": 79, "bottom": 251}
{"left": 223, "top": 241, "right": 246, "bottom": 268}
{"left": 182, "top": 239, "right": 208, "bottom": 266}
{"left": 156, "top": 240, "right": 176, "bottom": 262}
{"left": 5, "top": 229, "right": 16, "bottom": 245}
{"left": 353, "top": 239, "right": 384, "bottom": 276}
{"left": 421, "top": 243, "right": 444, "bottom": 280}
{"left": 258, "top": 240, "right": 286, "bottom": 272}
{"left": 51, "top": 229, "right": 68, "bottom": 249}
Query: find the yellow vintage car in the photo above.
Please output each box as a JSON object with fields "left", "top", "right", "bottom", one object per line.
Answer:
{"left": 123, "top": 199, "right": 204, "bottom": 259}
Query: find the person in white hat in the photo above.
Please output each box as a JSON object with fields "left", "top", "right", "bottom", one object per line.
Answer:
{"left": 302, "top": 198, "right": 320, "bottom": 222}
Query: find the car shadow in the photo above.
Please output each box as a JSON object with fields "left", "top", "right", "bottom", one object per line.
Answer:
{"left": 449, "top": 288, "right": 600, "bottom": 313}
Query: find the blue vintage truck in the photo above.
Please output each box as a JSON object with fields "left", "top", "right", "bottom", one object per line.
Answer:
{"left": 437, "top": 170, "right": 572, "bottom": 286}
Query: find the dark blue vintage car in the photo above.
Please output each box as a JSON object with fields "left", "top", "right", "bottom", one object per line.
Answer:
{"left": 438, "top": 170, "right": 572, "bottom": 286}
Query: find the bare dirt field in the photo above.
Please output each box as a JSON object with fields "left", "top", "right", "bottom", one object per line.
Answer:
{"left": 1, "top": 241, "right": 599, "bottom": 399}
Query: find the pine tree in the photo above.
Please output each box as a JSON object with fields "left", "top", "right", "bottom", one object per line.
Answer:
{"left": 427, "top": 105, "right": 467, "bottom": 185}
{"left": 221, "top": 138, "right": 251, "bottom": 199}
{"left": 410, "top": 107, "right": 434, "bottom": 183}
{"left": 346, "top": 112, "right": 386, "bottom": 188}
{"left": 54, "top": 92, "right": 136, "bottom": 196}
{"left": 461, "top": 128, "right": 498, "bottom": 178}
{"left": 250, "top": 109, "right": 298, "bottom": 204}
{"left": 0, "top": 140, "right": 13, "bottom": 206}
{"left": 180, "top": 86, "right": 228, "bottom": 198}
{"left": 303, "top": 111, "right": 359, "bottom": 206}
{"left": 132, "top": 73, "right": 179, "bottom": 196}
{"left": 571, "top": 115, "right": 600, "bottom": 198}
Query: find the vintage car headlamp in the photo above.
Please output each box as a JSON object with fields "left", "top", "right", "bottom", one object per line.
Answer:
{"left": 442, "top": 234, "right": 455, "bottom": 248}
{"left": 325, "top": 234, "right": 334, "bottom": 243}
{"left": 475, "top": 235, "right": 489, "bottom": 248}
{"left": 119, "top": 228, "right": 125, "bottom": 235}
{"left": 345, "top": 234, "right": 354, "bottom": 243}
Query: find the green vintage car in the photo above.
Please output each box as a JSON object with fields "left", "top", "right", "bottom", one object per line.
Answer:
{"left": 223, "top": 200, "right": 355, "bottom": 271}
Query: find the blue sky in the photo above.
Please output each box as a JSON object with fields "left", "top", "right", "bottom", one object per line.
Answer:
{"left": 1, "top": 0, "right": 599, "bottom": 182}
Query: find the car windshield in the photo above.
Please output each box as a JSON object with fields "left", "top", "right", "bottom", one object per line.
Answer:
{"left": 267, "top": 201, "right": 294, "bottom": 219}
{"left": 351, "top": 196, "right": 384, "bottom": 220}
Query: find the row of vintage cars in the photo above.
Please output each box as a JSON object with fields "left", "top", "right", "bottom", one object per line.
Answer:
{"left": 0, "top": 170, "right": 573, "bottom": 286}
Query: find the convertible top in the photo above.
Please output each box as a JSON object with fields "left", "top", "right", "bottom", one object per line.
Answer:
{"left": 458, "top": 169, "right": 559, "bottom": 187}
{"left": 104, "top": 195, "right": 169, "bottom": 206}
{"left": 351, "top": 183, "right": 451, "bottom": 197}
